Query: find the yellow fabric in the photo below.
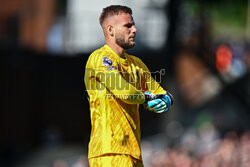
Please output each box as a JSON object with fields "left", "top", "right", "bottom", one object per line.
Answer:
{"left": 84, "top": 45, "right": 166, "bottom": 160}
{"left": 89, "top": 154, "right": 144, "bottom": 167}
{"left": 88, "top": 67, "right": 145, "bottom": 104}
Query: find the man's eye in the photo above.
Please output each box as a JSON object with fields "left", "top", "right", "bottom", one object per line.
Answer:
{"left": 125, "top": 24, "right": 132, "bottom": 28}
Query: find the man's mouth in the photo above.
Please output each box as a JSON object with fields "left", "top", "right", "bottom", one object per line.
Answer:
{"left": 129, "top": 36, "right": 135, "bottom": 41}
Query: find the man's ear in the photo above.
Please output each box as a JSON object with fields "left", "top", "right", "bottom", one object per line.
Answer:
{"left": 107, "top": 25, "right": 114, "bottom": 37}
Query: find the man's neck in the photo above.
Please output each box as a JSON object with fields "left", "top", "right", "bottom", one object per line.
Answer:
{"left": 106, "top": 42, "right": 126, "bottom": 59}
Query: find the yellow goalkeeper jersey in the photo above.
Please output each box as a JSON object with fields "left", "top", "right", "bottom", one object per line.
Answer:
{"left": 84, "top": 45, "right": 166, "bottom": 160}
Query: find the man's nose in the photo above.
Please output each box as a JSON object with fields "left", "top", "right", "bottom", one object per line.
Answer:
{"left": 132, "top": 25, "right": 137, "bottom": 33}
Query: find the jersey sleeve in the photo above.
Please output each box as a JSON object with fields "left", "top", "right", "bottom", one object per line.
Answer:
{"left": 85, "top": 51, "right": 145, "bottom": 104}
{"left": 134, "top": 57, "right": 167, "bottom": 95}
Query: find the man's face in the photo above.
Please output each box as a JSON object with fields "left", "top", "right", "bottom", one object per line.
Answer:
{"left": 113, "top": 13, "right": 137, "bottom": 49}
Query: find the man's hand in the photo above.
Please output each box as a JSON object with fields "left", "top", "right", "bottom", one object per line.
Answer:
{"left": 143, "top": 91, "right": 174, "bottom": 113}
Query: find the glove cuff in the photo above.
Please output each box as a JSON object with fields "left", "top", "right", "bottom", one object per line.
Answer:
{"left": 144, "top": 91, "right": 157, "bottom": 102}
{"left": 166, "top": 92, "right": 174, "bottom": 105}
{"left": 160, "top": 92, "right": 174, "bottom": 108}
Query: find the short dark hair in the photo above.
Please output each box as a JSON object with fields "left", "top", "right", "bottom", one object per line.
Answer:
{"left": 99, "top": 5, "right": 132, "bottom": 26}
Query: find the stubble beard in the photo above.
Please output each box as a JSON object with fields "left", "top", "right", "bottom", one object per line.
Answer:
{"left": 115, "top": 35, "right": 135, "bottom": 50}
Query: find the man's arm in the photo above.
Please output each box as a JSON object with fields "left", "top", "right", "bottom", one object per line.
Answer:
{"left": 98, "top": 70, "right": 146, "bottom": 104}
{"left": 133, "top": 56, "right": 174, "bottom": 113}
{"left": 85, "top": 68, "right": 146, "bottom": 104}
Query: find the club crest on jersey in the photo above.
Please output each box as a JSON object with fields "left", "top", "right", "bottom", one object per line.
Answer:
{"left": 102, "top": 56, "right": 113, "bottom": 66}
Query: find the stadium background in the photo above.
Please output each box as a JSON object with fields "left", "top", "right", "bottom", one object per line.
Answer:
{"left": 1, "top": 0, "right": 250, "bottom": 166}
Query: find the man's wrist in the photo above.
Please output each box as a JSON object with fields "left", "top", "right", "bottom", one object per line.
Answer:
{"left": 144, "top": 91, "right": 157, "bottom": 102}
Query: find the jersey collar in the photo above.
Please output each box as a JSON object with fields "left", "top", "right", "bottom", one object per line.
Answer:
{"left": 104, "top": 45, "right": 129, "bottom": 65}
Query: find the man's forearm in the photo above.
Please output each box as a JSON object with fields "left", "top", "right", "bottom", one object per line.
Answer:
{"left": 98, "top": 71, "right": 145, "bottom": 104}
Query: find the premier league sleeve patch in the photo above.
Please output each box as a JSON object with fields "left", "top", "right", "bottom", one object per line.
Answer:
{"left": 102, "top": 56, "right": 113, "bottom": 66}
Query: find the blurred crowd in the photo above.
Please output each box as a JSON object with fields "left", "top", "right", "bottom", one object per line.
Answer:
{"left": 141, "top": 131, "right": 250, "bottom": 167}
{"left": 47, "top": 130, "right": 250, "bottom": 167}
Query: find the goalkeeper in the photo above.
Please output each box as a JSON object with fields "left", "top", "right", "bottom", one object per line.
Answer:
{"left": 84, "top": 5, "right": 173, "bottom": 167}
